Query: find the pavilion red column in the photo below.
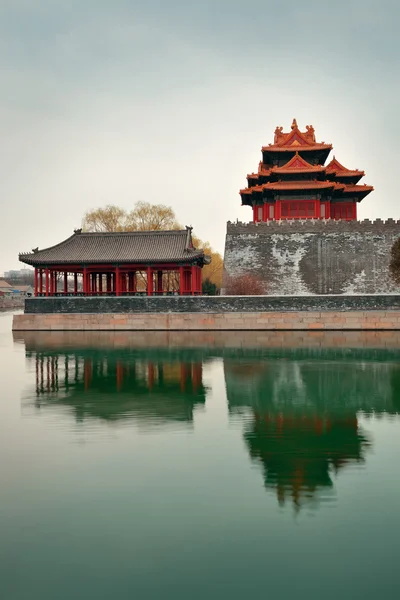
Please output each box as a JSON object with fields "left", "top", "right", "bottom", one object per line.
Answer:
{"left": 191, "top": 266, "right": 196, "bottom": 295}
{"left": 74, "top": 273, "right": 78, "bottom": 295}
{"left": 45, "top": 269, "right": 49, "bottom": 297}
{"left": 179, "top": 266, "right": 184, "bottom": 296}
{"left": 91, "top": 273, "right": 97, "bottom": 295}
{"left": 147, "top": 267, "right": 153, "bottom": 296}
{"left": 83, "top": 267, "right": 88, "bottom": 295}
{"left": 128, "top": 273, "right": 135, "bottom": 294}
{"left": 353, "top": 202, "right": 357, "bottom": 220}
{"left": 115, "top": 267, "right": 120, "bottom": 296}
{"left": 34, "top": 269, "right": 38, "bottom": 297}
{"left": 50, "top": 271, "right": 54, "bottom": 296}
{"left": 39, "top": 269, "right": 43, "bottom": 296}
{"left": 64, "top": 272, "right": 68, "bottom": 295}
{"left": 121, "top": 273, "right": 127, "bottom": 295}
{"left": 157, "top": 270, "right": 163, "bottom": 294}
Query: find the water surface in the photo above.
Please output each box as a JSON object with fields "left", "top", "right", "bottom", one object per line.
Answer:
{"left": 1, "top": 312, "right": 400, "bottom": 599}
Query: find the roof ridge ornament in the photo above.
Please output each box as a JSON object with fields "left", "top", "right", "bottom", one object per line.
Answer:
{"left": 291, "top": 118, "right": 298, "bottom": 130}
{"left": 74, "top": 228, "right": 82, "bottom": 234}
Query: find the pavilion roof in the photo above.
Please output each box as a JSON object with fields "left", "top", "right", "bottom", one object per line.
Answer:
{"left": 19, "top": 228, "right": 208, "bottom": 266}
{"left": 326, "top": 157, "right": 365, "bottom": 177}
{"left": 240, "top": 180, "right": 343, "bottom": 195}
{"left": 262, "top": 119, "right": 332, "bottom": 153}
{"left": 247, "top": 153, "right": 325, "bottom": 181}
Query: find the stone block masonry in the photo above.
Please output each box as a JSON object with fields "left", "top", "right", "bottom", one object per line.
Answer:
{"left": 12, "top": 310, "right": 400, "bottom": 331}
{"left": 223, "top": 219, "right": 400, "bottom": 295}
{"left": 21, "top": 294, "right": 400, "bottom": 314}
{"left": 13, "top": 294, "right": 400, "bottom": 331}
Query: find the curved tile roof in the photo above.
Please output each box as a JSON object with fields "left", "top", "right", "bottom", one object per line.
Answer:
{"left": 19, "top": 228, "right": 208, "bottom": 266}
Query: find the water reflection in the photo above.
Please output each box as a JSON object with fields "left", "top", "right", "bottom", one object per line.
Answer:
{"left": 25, "top": 350, "right": 206, "bottom": 429}
{"left": 225, "top": 359, "right": 400, "bottom": 510}
{"left": 17, "top": 331, "right": 400, "bottom": 511}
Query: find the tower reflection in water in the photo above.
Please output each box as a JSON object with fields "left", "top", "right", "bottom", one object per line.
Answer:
{"left": 29, "top": 350, "right": 206, "bottom": 429}
{"left": 224, "top": 358, "right": 400, "bottom": 510}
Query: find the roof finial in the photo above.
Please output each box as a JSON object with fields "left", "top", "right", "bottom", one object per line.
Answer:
{"left": 291, "top": 118, "right": 298, "bottom": 130}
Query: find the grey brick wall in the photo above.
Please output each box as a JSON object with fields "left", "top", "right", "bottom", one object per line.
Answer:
{"left": 223, "top": 219, "right": 400, "bottom": 295}
{"left": 25, "top": 294, "right": 400, "bottom": 314}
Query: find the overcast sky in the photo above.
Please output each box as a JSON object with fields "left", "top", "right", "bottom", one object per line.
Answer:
{"left": 0, "top": 0, "right": 399, "bottom": 272}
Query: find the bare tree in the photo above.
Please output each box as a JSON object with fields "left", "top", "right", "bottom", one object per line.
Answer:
{"left": 225, "top": 273, "right": 265, "bottom": 295}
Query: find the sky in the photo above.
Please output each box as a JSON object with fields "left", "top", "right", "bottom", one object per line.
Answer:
{"left": 0, "top": 0, "right": 399, "bottom": 272}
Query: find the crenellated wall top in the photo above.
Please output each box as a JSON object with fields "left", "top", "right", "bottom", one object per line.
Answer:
{"left": 226, "top": 219, "right": 400, "bottom": 235}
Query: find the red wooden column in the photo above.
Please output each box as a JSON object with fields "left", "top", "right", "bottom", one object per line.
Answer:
{"left": 121, "top": 273, "right": 127, "bottom": 295}
{"left": 34, "top": 269, "right": 38, "bottom": 297}
{"left": 91, "top": 273, "right": 97, "bottom": 295}
{"left": 147, "top": 267, "right": 153, "bottom": 296}
{"left": 74, "top": 273, "right": 78, "bottom": 295}
{"left": 128, "top": 272, "right": 135, "bottom": 294}
{"left": 179, "top": 266, "right": 184, "bottom": 295}
{"left": 191, "top": 265, "right": 196, "bottom": 295}
{"left": 64, "top": 272, "right": 68, "bottom": 295}
{"left": 115, "top": 267, "right": 120, "bottom": 296}
{"left": 275, "top": 199, "right": 281, "bottom": 220}
{"left": 157, "top": 270, "right": 163, "bottom": 295}
{"left": 39, "top": 269, "right": 43, "bottom": 296}
{"left": 353, "top": 202, "right": 357, "bottom": 220}
{"left": 262, "top": 202, "right": 268, "bottom": 222}
{"left": 83, "top": 267, "right": 88, "bottom": 295}
{"left": 45, "top": 269, "right": 49, "bottom": 297}
{"left": 50, "top": 271, "right": 54, "bottom": 296}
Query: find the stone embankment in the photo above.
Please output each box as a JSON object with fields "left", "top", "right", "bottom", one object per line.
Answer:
{"left": 0, "top": 298, "right": 24, "bottom": 310}
{"left": 12, "top": 295, "right": 400, "bottom": 331}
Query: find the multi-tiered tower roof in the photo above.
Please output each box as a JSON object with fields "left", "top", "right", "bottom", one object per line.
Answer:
{"left": 240, "top": 119, "right": 373, "bottom": 222}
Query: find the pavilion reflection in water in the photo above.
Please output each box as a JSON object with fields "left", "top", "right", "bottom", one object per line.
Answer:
{"left": 224, "top": 358, "right": 400, "bottom": 510}
{"left": 29, "top": 350, "right": 206, "bottom": 429}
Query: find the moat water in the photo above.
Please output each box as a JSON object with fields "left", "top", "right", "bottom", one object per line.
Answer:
{"left": 1, "top": 311, "right": 400, "bottom": 599}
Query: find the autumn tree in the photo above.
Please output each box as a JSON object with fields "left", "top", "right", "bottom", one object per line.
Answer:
{"left": 82, "top": 202, "right": 223, "bottom": 290}
{"left": 82, "top": 205, "right": 128, "bottom": 232}
{"left": 389, "top": 238, "right": 400, "bottom": 285}
{"left": 225, "top": 273, "right": 265, "bottom": 295}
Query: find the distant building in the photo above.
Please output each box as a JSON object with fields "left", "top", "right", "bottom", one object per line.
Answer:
{"left": 0, "top": 279, "right": 13, "bottom": 296}
{"left": 4, "top": 268, "right": 33, "bottom": 279}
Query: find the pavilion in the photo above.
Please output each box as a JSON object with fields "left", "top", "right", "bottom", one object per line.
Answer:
{"left": 19, "top": 226, "right": 210, "bottom": 297}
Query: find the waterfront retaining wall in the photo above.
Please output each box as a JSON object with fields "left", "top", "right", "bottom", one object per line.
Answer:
{"left": 23, "top": 294, "right": 400, "bottom": 314}
{"left": 0, "top": 297, "right": 24, "bottom": 310}
{"left": 223, "top": 219, "right": 400, "bottom": 295}
{"left": 12, "top": 310, "right": 400, "bottom": 331}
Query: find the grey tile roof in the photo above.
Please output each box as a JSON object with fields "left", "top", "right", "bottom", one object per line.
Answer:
{"left": 19, "top": 228, "right": 208, "bottom": 266}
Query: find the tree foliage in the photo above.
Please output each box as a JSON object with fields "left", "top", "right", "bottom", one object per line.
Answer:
{"left": 82, "top": 202, "right": 223, "bottom": 289}
{"left": 202, "top": 278, "right": 218, "bottom": 296}
{"left": 225, "top": 273, "right": 265, "bottom": 295}
{"left": 389, "top": 238, "right": 400, "bottom": 285}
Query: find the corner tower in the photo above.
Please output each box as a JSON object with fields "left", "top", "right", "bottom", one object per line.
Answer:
{"left": 240, "top": 119, "right": 373, "bottom": 223}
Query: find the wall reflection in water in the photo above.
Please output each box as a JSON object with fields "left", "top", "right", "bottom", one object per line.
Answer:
{"left": 28, "top": 350, "right": 206, "bottom": 429}
{"left": 224, "top": 359, "right": 400, "bottom": 510}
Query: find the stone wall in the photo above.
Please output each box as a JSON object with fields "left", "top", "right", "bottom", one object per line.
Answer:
{"left": 223, "top": 219, "right": 400, "bottom": 295}
{"left": 23, "top": 294, "right": 400, "bottom": 314}
{"left": 12, "top": 310, "right": 400, "bottom": 331}
{"left": 0, "top": 297, "right": 24, "bottom": 310}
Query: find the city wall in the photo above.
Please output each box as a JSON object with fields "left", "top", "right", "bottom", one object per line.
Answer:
{"left": 223, "top": 219, "right": 400, "bottom": 295}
